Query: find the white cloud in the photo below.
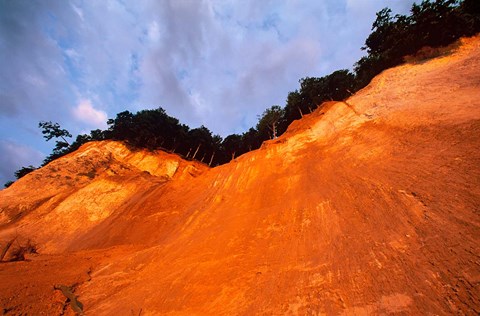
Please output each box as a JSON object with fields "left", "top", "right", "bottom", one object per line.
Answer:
{"left": 0, "top": 0, "right": 417, "bottom": 181}
{"left": 71, "top": 4, "right": 84, "bottom": 21}
{"left": 148, "top": 21, "right": 161, "bottom": 42}
{"left": 72, "top": 99, "right": 107, "bottom": 129}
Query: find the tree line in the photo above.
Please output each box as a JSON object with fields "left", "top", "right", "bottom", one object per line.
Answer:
{"left": 5, "top": 0, "right": 479, "bottom": 187}
{"left": 355, "top": 0, "right": 479, "bottom": 88}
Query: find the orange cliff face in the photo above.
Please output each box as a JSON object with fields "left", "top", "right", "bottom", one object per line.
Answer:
{"left": 0, "top": 141, "right": 208, "bottom": 252}
{"left": 1, "top": 36, "right": 480, "bottom": 315}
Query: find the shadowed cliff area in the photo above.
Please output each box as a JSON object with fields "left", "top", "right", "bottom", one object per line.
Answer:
{"left": 1, "top": 36, "right": 479, "bottom": 315}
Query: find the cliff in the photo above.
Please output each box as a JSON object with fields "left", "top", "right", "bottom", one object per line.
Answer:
{"left": 1, "top": 36, "right": 479, "bottom": 315}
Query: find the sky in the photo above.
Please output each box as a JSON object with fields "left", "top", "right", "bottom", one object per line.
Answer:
{"left": 0, "top": 0, "right": 415, "bottom": 185}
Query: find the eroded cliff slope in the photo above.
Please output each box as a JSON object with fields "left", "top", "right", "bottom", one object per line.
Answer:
{"left": 0, "top": 36, "right": 479, "bottom": 315}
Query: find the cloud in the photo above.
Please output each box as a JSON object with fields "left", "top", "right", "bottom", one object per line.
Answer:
{"left": 132, "top": 0, "right": 416, "bottom": 135}
{"left": 72, "top": 99, "right": 108, "bottom": 129}
{"left": 0, "top": 1, "right": 76, "bottom": 119}
{"left": 0, "top": 0, "right": 417, "bottom": 183}
{"left": 0, "top": 140, "right": 44, "bottom": 186}
{"left": 0, "top": 0, "right": 416, "bottom": 135}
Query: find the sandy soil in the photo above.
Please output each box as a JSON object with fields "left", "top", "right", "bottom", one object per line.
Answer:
{"left": 1, "top": 36, "right": 479, "bottom": 315}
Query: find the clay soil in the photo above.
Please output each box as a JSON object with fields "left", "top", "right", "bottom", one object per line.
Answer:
{"left": 1, "top": 36, "right": 480, "bottom": 315}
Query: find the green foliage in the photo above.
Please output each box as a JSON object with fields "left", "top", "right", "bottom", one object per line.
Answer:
{"left": 186, "top": 126, "right": 215, "bottom": 161}
{"left": 14, "top": 165, "right": 37, "bottom": 179}
{"left": 25, "top": 0, "right": 478, "bottom": 171}
{"left": 4, "top": 181, "right": 14, "bottom": 188}
{"left": 38, "top": 121, "right": 72, "bottom": 144}
{"left": 257, "top": 105, "right": 285, "bottom": 140}
{"left": 89, "top": 129, "right": 106, "bottom": 141}
{"left": 241, "top": 128, "right": 261, "bottom": 152}
{"left": 355, "top": 0, "right": 479, "bottom": 89}
{"left": 222, "top": 134, "right": 242, "bottom": 160}
{"left": 4, "top": 165, "right": 37, "bottom": 188}
{"left": 37, "top": 121, "right": 75, "bottom": 165}
{"left": 104, "top": 108, "right": 226, "bottom": 165}
{"left": 280, "top": 69, "right": 355, "bottom": 133}
{"left": 106, "top": 110, "right": 135, "bottom": 141}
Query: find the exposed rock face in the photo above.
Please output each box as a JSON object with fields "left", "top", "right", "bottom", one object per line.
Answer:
{"left": 1, "top": 36, "right": 479, "bottom": 315}
{"left": 0, "top": 141, "right": 207, "bottom": 252}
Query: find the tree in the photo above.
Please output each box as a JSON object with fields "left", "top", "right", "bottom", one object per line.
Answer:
{"left": 187, "top": 126, "right": 215, "bottom": 161}
{"left": 222, "top": 134, "right": 242, "bottom": 160}
{"left": 323, "top": 70, "right": 356, "bottom": 100}
{"left": 461, "top": 0, "right": 480, "bottom": 34}
{"left": 38, "top": 121, "right": 73, "bottom": 165}
{"left": 4, "top": 181, "right": 14, "bottom": 188}
{"left": 68, "top": 134, "right": 91, "bottom": 152}
{"left": 257, "top": 105, "right": 285, "bottom": 140}
{"left": 90, "top": 129, "right": 106, "bottom": 141}
{"left": 106, "top": 110, "right": 135, "bottom": 141}
{"left": 355, "top": 0, "right": 480, "bottom": 90}
{"left": 4, "top": 165, "right": 38, "bottom": 187}
{"left": 38, "top": 121, "right": 72, "bottom": 145}
{"left": 17, "top": 1, "right": 479, "bottom": 171}
{"left": 280, "top": 91, "right": 304, "bottom": 134}
{"left": 241, "top": 128, "right": 261, "bottom": 152}
{"left": 364, "top": 8, "right": 394, "bottom": 55}
{"left": 209, "top": 134, "right": 223, "bottom": 165}
{"left": 14, "top": 165, "right": 37, "bottom": 179}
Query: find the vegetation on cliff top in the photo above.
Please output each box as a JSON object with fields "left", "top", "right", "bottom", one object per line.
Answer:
{"left": 5, "top": 0, "right": 480, "bottom": 187}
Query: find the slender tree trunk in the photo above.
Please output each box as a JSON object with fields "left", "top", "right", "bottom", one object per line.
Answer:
{"left": 201, "top": 153, "right": 206, "bottom": 163}
{"left": 231, "top": 152, "right": 236, "bottom": 161}
{"left": 298, "top": 107, "right": 303, "bottom": 118}
{"left": 172, "top": 142, "right": 179, "bottom": 153}
{"left": 192, "top": 143, "right": 201, "bottom": 160}
{"left": 270, "top": 123, "right": 277, "bottom": 139}
{"left": 208, "top": 152, "right": 215, "bottom": 166}
{"left": 60, "top": 136, "right": 70, "bottom": 146}
{"left": 186, "top": 148, "right": 192, "bottom": 158}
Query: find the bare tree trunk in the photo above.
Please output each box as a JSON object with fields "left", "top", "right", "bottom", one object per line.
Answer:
{"left": 60, "top": 136, "right": 70, "bottom": 146}
{"left": 186, "top": 148, "right": 192, "bottom": 158}
{"left": 192, "top": 143, "right": 201, "bottom": 160}
{"left": 200, "top": 153, "right": 206, "bottom": 163}
{"left": 298, "top": 107, "right": 303, "bottom": 118}
{"left": 270, "top": 123, "right": 277, "bottom": 139}
{"left": 172, "top": 142, "right": 179, "bottom": 153}
{"left": 208, "top": 152, "right": 215, "bottom": 166}
{"left": 231, "top": 152, "right": 236, "bottom": 161}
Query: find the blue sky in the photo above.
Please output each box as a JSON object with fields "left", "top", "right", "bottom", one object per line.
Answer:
{"left": 0, "top": 0, "right": 415, "bottom": 185}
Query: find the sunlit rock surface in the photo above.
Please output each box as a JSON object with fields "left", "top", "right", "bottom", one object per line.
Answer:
{"left": 1, "top": 36, "right": 479, "bottom": 315}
